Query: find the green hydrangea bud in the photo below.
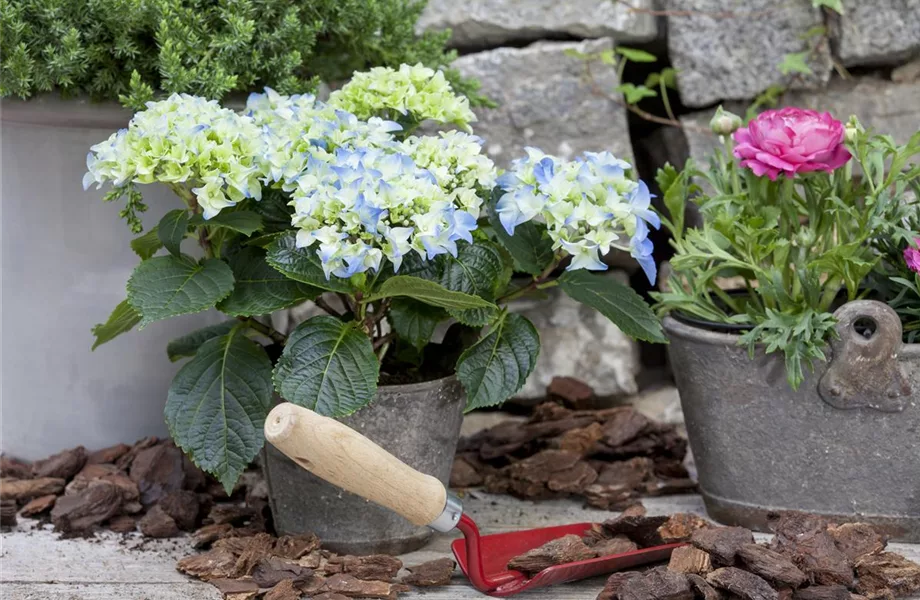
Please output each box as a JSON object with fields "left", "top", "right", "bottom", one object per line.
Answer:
{"left": 710, "top": 106, "right": 743, "bottom": 135}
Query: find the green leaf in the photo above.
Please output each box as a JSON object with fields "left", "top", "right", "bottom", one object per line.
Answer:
{"left": 127, "top": 255, "right": 235, "bottom": 326}
{"left": 365, "top": 276, "right": 497, "bottom": 310}
{"left": 218, "top": 247, "right": 319, "bottom": 317}
{"left": 812, "top": 0, "right": 843, "bottom": 14}
{"left": 488, "top": 191, "right": 555, "bottom": 275}
{"left": 254, "top": 189, "right": 294, "bottom": 233}
{"left": 457, "top": 313, "right": 540, "bottom": 410}
{"left": 778, "top": 52, "right": 813, "bottom": 76}
{"left": 615, "top": 46, "right": 658, "bottom": 63}
{"left": 158, "top": 209, "right": 189, "bottom": 256}
{"left": 91, "top": 300, "right": 141, "bottom": 350}
{"left": 440, "top": 242, "right": 505, "bottom": 325}
{"left": 131, "top": 227, "right": 163, "bottom": 260}
{"left": 166, "top": 327, "right": 273, "bottom": 493}
{"left": 167, "top": 321, "right": 239, "bottom": 362}
{"left": 558, "top": 270, "right": 667, "bottom": 343}
{"left": 273, "top": 316, "right": 379, "bottom": 417}
{"left": 645, "top": 68, "right": 678, "bottom": 90}
{"left": 389, "top": 299, "right": 446, "bottom": 350}
{"left": 616, "top": 83, "right": 658, "bottom": 105}
{"left": 191, "top": 211, "right": 263, "bottom": 236}
{"left": 265, "top": 232, "right": 353, "bottom": 293}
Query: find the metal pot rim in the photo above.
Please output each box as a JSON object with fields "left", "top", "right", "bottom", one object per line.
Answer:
{"left": 376, "top": 373, "right": 459, "bottom": 394}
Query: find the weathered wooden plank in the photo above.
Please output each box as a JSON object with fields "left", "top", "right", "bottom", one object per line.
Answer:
{"left": 2, "top": 583, "right": 220, "bottom": 600}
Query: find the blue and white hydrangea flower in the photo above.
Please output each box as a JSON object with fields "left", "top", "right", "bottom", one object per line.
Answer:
{"left": 495, "top": 148, "right": 660, "bottom": 284}
{"left": 83, "top": 94, "right": 263, "bottom": 219}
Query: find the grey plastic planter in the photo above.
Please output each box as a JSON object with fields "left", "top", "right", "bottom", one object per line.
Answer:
{"left": 262, "top": 375, "right": 466, "bottom": 555}
{"left": 1, "top": 96, "right": 220, "bottom": 459}
{"left": 664, "top": 300, "right": 920, "bottom": 541}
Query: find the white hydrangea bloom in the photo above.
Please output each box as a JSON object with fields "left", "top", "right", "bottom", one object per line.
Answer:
{"left": 83, "top": 93, "right": 263, "bottom": 219}
{"left": 496, "top": 148, "right": 660, "bottom": 284}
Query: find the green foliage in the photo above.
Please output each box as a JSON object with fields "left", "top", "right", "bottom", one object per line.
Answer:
{"left": 487, "top": 192, "right": 555, "bottom": 275}
{"left": 614, "top": 46, "right": 657, "bottom": 63}
{"left": 1, "top": 0, "right": 480, "bottom": 106}
{"left": 191, "top": 211, "right": 263, "bottom": 237}
{"left": 217, "top": 247, "right": 319, "bottom": 317}
{"left": 158, "top": 209, "right": 189, "bottom": 256}
{"left": 273, "top": 316, "right": 379, "bottom": 416}
{"left": 365, "top": 275, "right": 496, "bottom": 311}
{"left": 265, "top": 232, "right": 353, "bottom": 293}
{"left": 558, "top": 270, "right": 667, "bottom": 344}
{"left": 616, "top": 83, "right": 658, "bottom": 105}
{"left": 166, "top": 326, "right": 273, "bottom": 493}
{"left": 91, "top": 299, "right": 141, "bottom": 350}
{"left": 127, "top": 255, "right": 235, "bottom": 325}
{"left": 166, "top": 321, "right": 238, "bottom": 361}
{"left": 130, "top": 227, "right": 163, "bottom": 260}
{"left": 388, "top": 299, "right": 446, "bottom": 350}
{"left": 654, "top": 127, "right": 920, "bottom": 389}
{"left": 457, "top": 312, "right": 540, "bottom": 410}
{"left": 777, "top": 51, "right": 813, "bottom": 76}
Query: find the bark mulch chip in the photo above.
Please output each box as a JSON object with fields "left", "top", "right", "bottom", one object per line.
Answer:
{"left": 19, "top": 493, "right": 56, "bottom": 517}
{"left": 32, "top": 446, "right": 87, "bottom": 480}
{"left": 401, "top": 557, "right": 456, "bottom": 586}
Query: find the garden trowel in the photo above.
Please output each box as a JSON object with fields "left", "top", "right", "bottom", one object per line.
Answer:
{"left": 264, "top": 402, "right": 681, "bottom": 597}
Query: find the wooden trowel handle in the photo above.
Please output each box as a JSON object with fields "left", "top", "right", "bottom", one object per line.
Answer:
{"left": 264, "top": 402, "right": 451, "bottom": 528}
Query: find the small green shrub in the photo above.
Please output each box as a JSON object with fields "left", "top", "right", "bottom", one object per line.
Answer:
{"left": 0, "top": 0, "right": 487, "bottom": 107}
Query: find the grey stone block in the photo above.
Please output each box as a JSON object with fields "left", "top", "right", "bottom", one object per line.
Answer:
{"left": 453, "top": 39, "right": 634, "bottom": 168}
{"left": 832, "top": 0, "right": 920, "bottom": 67}
{"left": 667, "top": 0, "right": 832, "bottom": 108}
{"left": 417, "top": 0, "right": 657, "bottom": 48}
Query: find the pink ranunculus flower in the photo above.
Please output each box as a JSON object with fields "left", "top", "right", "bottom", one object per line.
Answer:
{"left": 905, "top": 238, "right": 920, "bottom": 274}
{"left": 732, "top": 107, "right": 851, "bottom": 181}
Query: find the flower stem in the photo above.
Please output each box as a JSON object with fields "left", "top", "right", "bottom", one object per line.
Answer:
{"left": 238, "top": 317, "right": 286, "bottom": 345}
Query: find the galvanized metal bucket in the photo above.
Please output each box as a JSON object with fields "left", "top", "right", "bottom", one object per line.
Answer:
{"left": 664, "top": 300, "right": 920, "bottom": 541}
{"left": 263, "top": 375, "right": 466, "bottom": 555}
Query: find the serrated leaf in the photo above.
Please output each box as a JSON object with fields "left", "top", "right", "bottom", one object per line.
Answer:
{"left": 127, "top": 255, "right": 235, "bottom": 326}
{"left": 167, "top": 321, "right": 239, "bottom": 361}
{"left": 166, "top": 327, "right": 273, "bottom": 492}
{"left": 558, "top": 270, "right": 666, "bottom": 343}
{"left": 273, "top": 316, "right": 379, "bottom": 417}
{"left": 191, "top": 210, "right": 263, "bottom": 236}
{"left": 131, "top": 227, "right": 163, "bottom": 260}
{"left": 265, "top": 232, "right": 353, "bottom": 293}
{"left": 616, "top": 83, "right": 658, "bottom": 104}
{"left": 91, "top": 299, "right": 141, "bottom": 350}
{"left": 489, "top": 191, "right": 555, "bottom": 275}
{"left": 457, "top": 313, "right": 540, "bottom": 410}
{"left": 365, "top": 275, "right": 496, "bottom": 310}
{"left": 254, "top": 189, "right": 294, "bottom": 233}
{"left": 218, "top": 247, "right": 319, "bottom": 317}
{"left": 158, "top": 209, "right": 189, "bottom": 256}
{"left": 440, "top": 242, "right": 504, "bottom": 325}
{"left": 615, "top": 46, "right": 657, "bottom": 63}
{"left": 388, "top": 299, "right": 446, "bottom": 350}
{"left": 778, "top": 51, "right": 813, "bottom": 76}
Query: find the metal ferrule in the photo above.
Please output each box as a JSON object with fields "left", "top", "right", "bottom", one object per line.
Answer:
{"left": 428, "top": 491, "right": 463, "bottom": 532}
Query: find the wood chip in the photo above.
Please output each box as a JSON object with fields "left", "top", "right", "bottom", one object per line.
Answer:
{"left": 401, "top": 558, "right": 456, "bottom": 586}
{"left": 706, "top": 567, "right": 779, "bottom": 600}
{"left": 827, "top": 523, "right": 887, "bottom": 562}
{"left": 139, "top": 505, "right": 179, "bottom": 538}
{"left": 158, "top": 489, "right": 200, "bottom": 531}
{"left": 0, "top": 456, "right": 32, "bottom": 479}
{"left": 602, "top": 409, "right": 651, "bottom": 447}
{"left": 792, "top": 585, "right": 851, "bottom": 600}
{"left": 326, "top": 555, "right": 403, "bottom": 581}
{"left": 20, "top": 494, "right": 57, "bottom": 517}
{"left": 854, "top": 552, "right": 920, "bottom": 598}
{"left": 774, "top": 529, "right": 854, "bottom": 587}
{"left": 449, "top": 457, "right": 483, "bottom": 488}
{"left": 209, "top": 578, "right": 259, "bottom": 594}
{"left": 208, "top": 504, "right": 257, "bottom": 526}
{"left": 233, "top": 533, "right": 276, "bottom": 577}
{"left": 51, "top": 480, "right": 122, "bottom": 534}
{"left": 1, "top": 477, "right": 65, "bottom": 501}
{"left": 1, "top": 499, "right": 17, "bottom": 527}
{"left": 107, "top": 515, "right": 137, "bottom": 534}
{"left": 617, "top": 567, "right": 695, "bottom": 600}
{"left": 592, "top": 535, "right": 639, "bottom": 557}
{"left": 686, "top": 573, "right": 723, "bottom": 600}
{"left": 691, "top": 526, "right": 755, "bottom": 565}
{"left": 507, "top": 450, "right": 582, "bottom": 483}
{"left": 251, "top": 556, "right": 313, "bottom": 588}
{"left": 177, "top": 548, "right": 239, "bottom": 580}
{"left": 597, "top": 571, "right": 642, "bottom": 600}
{"left": 737, "top": 543, "right": 807, "bottom": 589}
{"left": 547, "top": 461, "right": 598, "bottom": 493}
{"left": 273, "top": 533, "right": 321, "bottom": 559}
{"left": 548, "top": 376, "right": 595, "bottom": 408}
{"left": 31, "top": 446, "right": 87, "bottom": 480}
{"left": 264, "top": 579, "right": 301, "bottom": 600}
{"left": 507, "top": 534, "right": 597, "bottom": 575}
{"left": 87, "top": 443, "right": 131, "bottom": 465}
{"left": 668, "top": 545, "right": 713, "bottom": 575}
{"left": 658, "top": 513, "right": 712, "bottom": 543}
{"left": 311, "top": 594, "right": 350, "bottom": 600}
{"left": 320, "top": 573, "right": 409, "bottom": 599}
{"left": 129, "top": 443, "right": 185, "bottom": 506}
{"left": 602, "top": 514, "right": 669, "bottom": 548}
{"left": 556, "top": 422, "right": 605, "bottom": 455}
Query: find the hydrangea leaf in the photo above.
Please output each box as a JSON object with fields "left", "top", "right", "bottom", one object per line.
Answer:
{"left": 558, "top": 270, "right": 666, "bottom": 343}
{"left": 488, "top": 190, "right": 555, "bottom": 275}
{"left": 439, "top": 242, "right": 504, "bottom": 326}
{"left": 457, "top": 313, "right": 540, "bottom": 411}
{"left": 273, "top": 316, "right": 379, "bottom": 417}
{"left": 167, "top": 321, "right": 239, "bottom": 362}
{"left": 91, "top": 299, "right": 141, "bottom": 350}
{"left": 265, "top": 232, "right": 354, "bottom": 293}
{"left": 131, "top": 227, "right": 163, "bottom": 260}
{"left": 127, "top": 255, "right": 235, "bottom": 326}
{"left": 190, "top": 211, "right": 263, "bottom": 236}
{"left": 366, "top": 276, "right": 496, "bottom": 311}
{"left": 166, "top": 327, "right": 273, "bottom": 493}
{"left": 389, "top": 299, "right": 447, "bottom": 350}
{"left": 218, "top": 247, "right": 320, "bottom": 317}
{"left": 158, "top": 209, "right": 190, "bottom": 256}
{"left": 253, "top": 189, "right": 295, "bottom": 233}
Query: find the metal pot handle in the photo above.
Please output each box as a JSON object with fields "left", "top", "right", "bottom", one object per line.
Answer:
{"left": 818, "top": 300, "right": 912, "bottom": 412}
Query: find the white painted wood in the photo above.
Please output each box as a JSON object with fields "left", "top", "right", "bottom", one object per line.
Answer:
{"left": 265, "top": 403, "right": 448, "bottom": 526}
{"left": 2, "top": 583, "right": 221, "bottom": 600}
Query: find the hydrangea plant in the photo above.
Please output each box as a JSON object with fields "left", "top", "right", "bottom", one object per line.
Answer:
{"left": 86, "top": 66, "right": 664, "bottom": 490}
